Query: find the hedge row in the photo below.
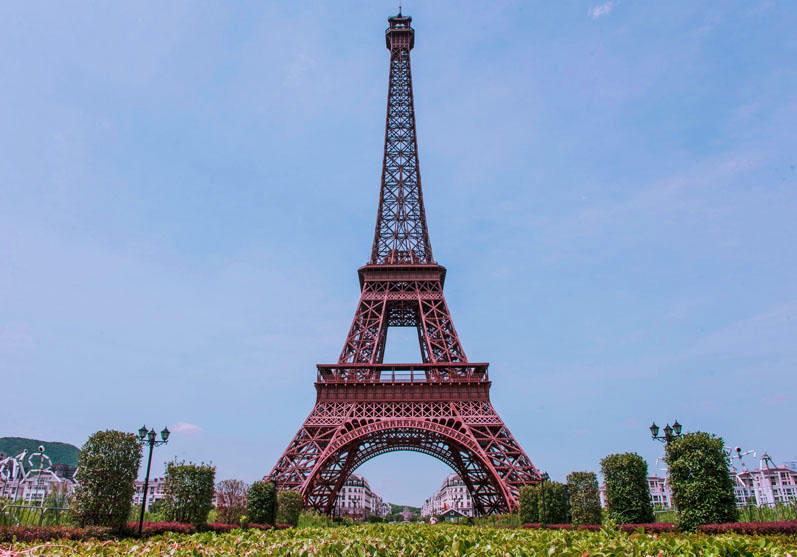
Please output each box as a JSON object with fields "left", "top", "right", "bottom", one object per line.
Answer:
{"left": 523, "top": 521, "right": 797, "bottom": 534}
{"left": 522, "top": 523, "right": 675, "bottom": 533}
{"left": 698, "top": 520, "right": 797, "bottom": 535}
{"left": 0, "top": 522, "right": 280, "bottom": 543}
{"left": 0, "top": 526, "right": 112, "bottom": 543}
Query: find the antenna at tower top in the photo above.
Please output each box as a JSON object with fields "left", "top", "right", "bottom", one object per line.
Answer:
{"left": 398, "top": 2, "right": 402, "bottom": 16}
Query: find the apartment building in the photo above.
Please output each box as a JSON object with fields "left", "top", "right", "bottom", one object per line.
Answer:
{"left": 333, "top": 473, "right": 389, "bottom": 518}
{"left": 421, "top": 473, "right": 473, "bottom": 518}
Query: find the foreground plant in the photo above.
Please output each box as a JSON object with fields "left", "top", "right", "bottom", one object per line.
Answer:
{"left": 4, "top": 523, "right": 797, "bottom": 556}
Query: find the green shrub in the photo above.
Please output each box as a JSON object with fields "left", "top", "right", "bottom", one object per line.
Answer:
{"left": 567, "top": 471, "right": 602, "bottom": 526}
{"left": 518, "top": 482, "right": 568, "bottom": 524}
{"left": 519, "top": 485, "right": 538, "bottom": 524}
{"left": 276, "top": 490, "right": 303, "bottom": 527}
{"left": 297, "top": 509, "right": 338, "bottom": 528}
{"left": 73, "top": 430, "right": 142, "bottom": 531}
{"left": 247, "top": 481, "right": 277, "bottom": 525}
{"left": 600, "top": 453, "right": 654, "bottom": 524}
{"left": 161, "top": 460, "right": 216, "bottom": 527}
{"left": 472, "top": 512, "right": 520, "bottom": 527}
{"left": 666, "top": 431, "right": 738, "bottom": 531}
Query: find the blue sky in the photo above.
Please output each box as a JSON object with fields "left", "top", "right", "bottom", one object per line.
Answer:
{"left": 1, "top": 1, "right": 795, "bottom": 506}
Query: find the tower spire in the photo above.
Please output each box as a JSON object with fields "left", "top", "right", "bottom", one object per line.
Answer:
{"left": 371, "top": 13, "right": 432, "bottom": 265}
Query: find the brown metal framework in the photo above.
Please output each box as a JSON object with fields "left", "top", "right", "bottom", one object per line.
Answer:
{"left": 268, "top": 12, "right": 541, "bottom": 515}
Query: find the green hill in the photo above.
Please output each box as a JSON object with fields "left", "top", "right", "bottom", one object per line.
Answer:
{"left": 389, "top": 503, "right": 421, "bottom": 515}
{"left": 0, "top": 437, "right": 80, "bottom": 467}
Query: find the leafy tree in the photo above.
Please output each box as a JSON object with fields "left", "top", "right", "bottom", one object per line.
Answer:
{"left": 666, "top": 431, "right": 738, "bottom": 531}
{"left": 567, "top": 471, "right": 602, "bottom": 526}
{"left": 518, "top": 482, "right": 568, "bottom": 524}
{"left": 215, "top": 479, "right": 249, "bottom": 525}
{"left": 276, "top": 490, "right": 303, "bottom": 526}
{"left": 161, "top": 460, "right": 216, "bottom": 527}
{"left": 73, "top": 430, "right": 142, "bottom": 531}
{"left": 247, "top": 481, "right": 277, "bottom": 525}
{"left": 518, "top": 485, "right": 538, "bottom": 524}
{"left": 600, "top": 453, "right": 654, "bottom": 524}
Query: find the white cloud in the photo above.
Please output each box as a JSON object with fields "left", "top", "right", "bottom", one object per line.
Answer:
{"left": 171, "top": 422, "right": 203, "bottom": 434}
{"left": 589, "top": 1, "right": 618, "bottom": 19}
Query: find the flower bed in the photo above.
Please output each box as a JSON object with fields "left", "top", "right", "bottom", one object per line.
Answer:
{"left": 698, "top": 519, "right": 797, "bottom": 535}
{"left": 127, "top": 521, "right": 197, "bottom": 536}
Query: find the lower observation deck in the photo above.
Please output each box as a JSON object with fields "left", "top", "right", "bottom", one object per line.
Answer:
{"left": 315, "top": 363, "right": 491, "bottom": 402}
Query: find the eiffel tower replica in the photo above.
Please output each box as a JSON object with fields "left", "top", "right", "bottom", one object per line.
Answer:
{"left": 269, "top": 12, "right": 541, "bottom": 515}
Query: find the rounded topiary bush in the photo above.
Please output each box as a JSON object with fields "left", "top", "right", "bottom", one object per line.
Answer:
{"left": 247, "top": 480, "right": 277, "bottom": 526}
{"left": 600, "top": 452, "right": 654, "bottom": 524}
{"left": 276, "top": 490, "right": 303, "bottom": 527}
{"left": 666, "top": 431, "right": 738, "bottom": 531}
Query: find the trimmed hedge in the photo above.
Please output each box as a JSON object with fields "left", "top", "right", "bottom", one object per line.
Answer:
{"left": 566, "top": 471, "right": 602, "bottom": 526}
{"left": 600, "top": 452, "right": 654, "bottom": 524}
{"left": 522, "top": 522, "right": 676, "bottom": 533}
{"left": 618, "top": 523, "right": 676, "bottom": 533}
{"left": 0, "top": 526, "right": 112, "bottom": 543}
{"left": 518, "top": 482, "right": 569, "bottom": 524}
{"left": 127, "top": 521, "right": 196, "bottom": 536}
{"left": 161, "top": 460, "right": 216, "bottom": 527}
{"left": 666, "top": 431, "right": 738, "bottom": 532}
{"left": 73, "top": 430, "right": 142, "bottom": 531}
{"left": 276, "top": 490, "right": 303, "bottom": 527}
{"left": 247, "top": 481, "right": 277, "bottom": 526}
{"left": 698, "top": 520, "right": 797, "bottom": 535}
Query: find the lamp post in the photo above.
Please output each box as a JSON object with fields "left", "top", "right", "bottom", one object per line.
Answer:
{"left": 649, "top": 420, "right": 682, "bottom": 445}
{"left": 137, "top": 425, "right": 169, "bottom": 536}
{"left": 539, "top": 472, "right": 550, "bottom": 526}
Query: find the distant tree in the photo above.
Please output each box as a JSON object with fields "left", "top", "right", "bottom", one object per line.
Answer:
{"left": 215, "top": 479, "right": 249, "bottom": 525}
{"left": 161, "top": 460, "right": 216, "bottom": 527}
{"left": 600, "top": 453, "right": 654, "bottom": 524}
{"left": 73, "top": 430, "right": 142, "bottom": 531}
{"left": 276, "top": 490, "right": 303, "bottom": 526}
{"left": 566, "top": 471, "right": 602, "bottom": 526}
{"left": 247, "top": 481, "right": 277, "bottom": 525}
{"left": 666, "top": 432, "right": 738, "bottom": 531}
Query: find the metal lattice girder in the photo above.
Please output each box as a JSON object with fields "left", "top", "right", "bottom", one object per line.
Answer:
{"left": 269, "top": 387, "right": 540, "bottom": 515}
{"left": 268, "top": 12, "right": 541, "bottom": 515}
{"left": 370, "top": 14, "right": 431, "bottom": 266}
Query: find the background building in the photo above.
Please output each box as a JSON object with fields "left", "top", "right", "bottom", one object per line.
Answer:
{"left": 133, "top": 476, "right": 167, "bottom": 510}
{"left": 733, "top": 462, "right": 797, "bottom": 507}
{"left": 0, "top": 450, "right": 76, "bottom": 504}
{"left": 332, "top": 474, "right": 388, "bottom": 519}
{"left": 421, "top": 473, "right": 473, "bottom": 519}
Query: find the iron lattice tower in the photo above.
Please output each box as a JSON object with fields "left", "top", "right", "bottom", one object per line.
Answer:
{"left": 269, "top": 13, "right": 541, "bottom": 515}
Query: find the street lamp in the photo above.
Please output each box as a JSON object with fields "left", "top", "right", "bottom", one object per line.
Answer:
{"left": 650, "top": 420, "right": 683, "bottom": 444}
{"left": 539, "top": 471, "right": 550, "bottom": 526}
{"left": 137, "top": 425, "right": 169, "bottom": 536}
